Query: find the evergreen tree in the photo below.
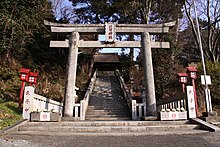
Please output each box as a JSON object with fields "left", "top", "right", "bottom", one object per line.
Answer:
{"left": 0, "top": 0, "right": 54, "bottom": 67}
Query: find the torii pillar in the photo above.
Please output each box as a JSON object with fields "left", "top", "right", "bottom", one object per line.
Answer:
{"left": 142, "top": 32, "right": 157, "bottom": 117}
{"left": 63, "top": 32, "right": 79, "bottom": 117}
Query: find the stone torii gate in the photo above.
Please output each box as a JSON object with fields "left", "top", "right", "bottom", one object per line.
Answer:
{"left": 44, "top": 20, "right": 175, "bottom": 118}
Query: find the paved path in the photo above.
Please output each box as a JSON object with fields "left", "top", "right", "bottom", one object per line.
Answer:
{"left": 1, "top": 132, "right": 220, "bottom": 147}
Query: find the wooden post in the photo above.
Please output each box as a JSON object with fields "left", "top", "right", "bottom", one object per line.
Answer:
{"left": 141, "top": 32, "right": 157, "bottom": 116}
{"left": 132, "top": 100, "right": 137, "bottom": 120}
{"left": 63, "top": 32, "right": 79, "bottom": 117}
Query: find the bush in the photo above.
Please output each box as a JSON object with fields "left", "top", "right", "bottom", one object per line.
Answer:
{"left": 0, "top": 67, "right": 20, "bottom": 101}
{"left": 197, "top": 61, "right": 220, "bottom": 107}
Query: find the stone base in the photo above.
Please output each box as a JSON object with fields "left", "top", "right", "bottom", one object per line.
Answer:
{"left": 30, "top": 112, "right": 61, "bottom": 122}
{"left": 160, "top": 111, "right": 187, "bottom": 121}
{"left": 201, "top": 111, "right": 220, "bottom": 122}
{"left": 143, "top": 116, "right": 158, "bottom": 121}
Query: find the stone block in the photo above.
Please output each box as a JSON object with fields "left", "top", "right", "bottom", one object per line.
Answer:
{"left": 160, "top": 111, "right": 187, "bottom": 121}
{"left": 143, "top": 116, "right": 158, "bottom": 121}
{"left": 61, "top": 117, "right": 80, "bottom": 121}
{"left": 30, "top": 112, "right": 61, "bottom": 122}
{"left": 201, "top": 111, "right": 220, "bottom": 123}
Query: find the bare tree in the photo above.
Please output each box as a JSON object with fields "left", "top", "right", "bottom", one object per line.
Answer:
{"left": 184, "top": 0, "right": 220, "bottom": 62}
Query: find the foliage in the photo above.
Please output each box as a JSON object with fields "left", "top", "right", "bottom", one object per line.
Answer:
{"left": 184, "top": 0, "right": 220, "bottom": 63}
{"left": 0, "top": 0, "right": 69, "bottom": 102}
{"left": 151, "top": 0, "right": 184, "bottom": 22}
{"left": 35, "top": 72, "right": 65, "bottom": 102}
{"left": 0, "top": 66, "right": 20, "bottom": 101}
{"left": 197, "top": 61, "right": 220, "bottom": 106}
{"left": 69, "top": 0, "right": 152, "bottom": 24}
{"left": 0, "top": 0, "right": 54, "bottom": 64}
{"left": 150, "top": 1, "right": 185, "bottom": 99}
{"left": 0, "top": 101, "right": 22, "bottom": 130}
{"left": 119, "top": 52, "right": 132, "bottom": 83}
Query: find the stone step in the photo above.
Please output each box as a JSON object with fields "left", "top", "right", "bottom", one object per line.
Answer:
{"left": 23, "top": 120, "right": 192, "bottom": 127}
{"left": 87, "top": 106, "right": 128, "bottom": 109}
{"left": 86, "top": 112, "right": 130, "bottom": 115}
{"left": 17, "top": 121, "right": 201, "bottom": 133}
{"left": 86, "top": 115, "right": 130, "bottom": 118}
{"left": 89, "top": 106, "right": 128, "bottom": 108}
{"left": 86, "top": 109, "right": 129, "bottom": 112}
{"left": 86, "top": 108, "right": 130, "bottom": 111}
{"left": 11, "top": 129, "right": 209, "bottom": 136}
{"left": 86, "top": 112, "right": 130, "bottom": 116}
{"left": 18, "top": 125, "right": 200, "bottom": 133}
{"left": 88, "top": 102, "right": 127, "bottom": 105}
{"left": 86, "top": 111, "right": 130, "bottom": 116}
{"left": 85, "top": 117, "right": 131, "bottom": 121}
{"left": 88, "top": 103, "right": 127, "bottom": 106}
{"left": 87, "top": 108, "right": 128, "bottom": 111}
{"left": 86, "top": 75, "right": 130, "bottom": 121}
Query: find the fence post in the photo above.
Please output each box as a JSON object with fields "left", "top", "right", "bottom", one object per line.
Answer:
{"left": 22, "top": 86, "right": 35, "bottom": 120}
{"left": 132, "top": 100, "right": 137, "bottom": 120}
{"left": 80, "top": 100, "right": 84, "bottom": 120}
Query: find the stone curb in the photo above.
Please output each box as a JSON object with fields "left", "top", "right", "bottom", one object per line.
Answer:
{"left": 0, "top": 119, "right": 28, "bottom": 135}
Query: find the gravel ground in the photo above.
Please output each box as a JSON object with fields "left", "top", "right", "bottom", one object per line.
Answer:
{"left": 1, "top": 132, "right": 220, "bottom": 147}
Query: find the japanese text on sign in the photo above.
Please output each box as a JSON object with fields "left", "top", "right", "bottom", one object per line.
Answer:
{"left": 105, "top": 22, "right": 116, "bottom": 42}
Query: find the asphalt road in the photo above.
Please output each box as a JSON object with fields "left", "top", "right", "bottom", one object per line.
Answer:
{"left": 1, "top": 132, "right": 220, "bottom": 147}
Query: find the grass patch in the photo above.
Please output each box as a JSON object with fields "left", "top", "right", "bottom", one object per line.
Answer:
{"left": 0, "top": 101, "right": 22, "bottom": 130}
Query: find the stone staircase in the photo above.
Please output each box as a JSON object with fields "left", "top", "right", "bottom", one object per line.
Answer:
{"left": 7, "top": 120, "right": 209, "bottom": 136}
{"left": 85, "top": 75, "right": 131, "bottom": 121}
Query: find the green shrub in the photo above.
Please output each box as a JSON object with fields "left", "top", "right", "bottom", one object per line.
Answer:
{"left": 0, "top": 67, "right": 20, "bottom": 101}
{"left": 197, "top": 61, "right": 220, "bottom": 106}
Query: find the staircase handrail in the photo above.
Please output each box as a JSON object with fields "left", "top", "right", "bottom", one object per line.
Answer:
{"left": 115, "top": 69, "right": 147, "bottom": 120}
{"left": 115, "top": 69, "right": 132, "bottom": 110}
{"left": 79, "top": 71, "right": 97, "bottom": 120}
{"left": 33, "top": 93, "right": 63, "bottom": 107}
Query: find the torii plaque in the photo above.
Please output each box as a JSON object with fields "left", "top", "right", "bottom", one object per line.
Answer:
{"left": 44, "top": 20, "right": 175, "bottom": 117}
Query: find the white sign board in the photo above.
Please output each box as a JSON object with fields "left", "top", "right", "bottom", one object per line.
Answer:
{"left": 40, "top": 112, "right": 50, "bottom": 121}
{"left": 186, "top": 86, "right": 196, "bottom": 118}
{"left": 201, "top": 75, "right": 211, "bottom": 85}
{"left": 105, "top": 22, "right": 116, "bottom": 42}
